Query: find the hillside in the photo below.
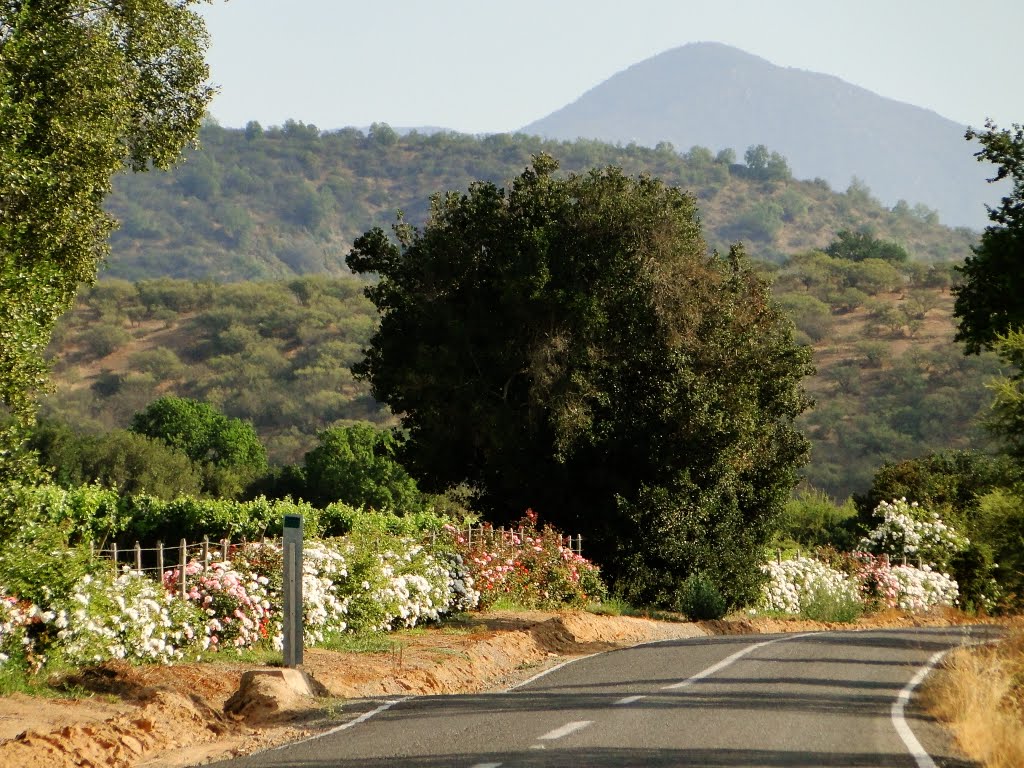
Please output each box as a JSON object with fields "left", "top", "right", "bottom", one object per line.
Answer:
{"left": 41, "top": 264, "right": 998, "bottom": 501}
{"left": 522, "top": 42, "right": 1001, "bottom": 229}
{"left": 103, "top": 122, "right": 978, "bottom": 282}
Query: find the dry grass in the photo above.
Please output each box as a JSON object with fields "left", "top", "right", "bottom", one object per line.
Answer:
{"left": 922, "top": 624, "right": 1024, "bottom": 767}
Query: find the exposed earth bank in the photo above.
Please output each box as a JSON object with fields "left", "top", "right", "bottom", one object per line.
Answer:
{"left": 0, "top": 609, "right": 978, "bottom": 768}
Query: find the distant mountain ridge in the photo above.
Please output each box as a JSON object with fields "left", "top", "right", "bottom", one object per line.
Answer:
{"left": 521, "top": 42, "right": 999, "bottom": 229}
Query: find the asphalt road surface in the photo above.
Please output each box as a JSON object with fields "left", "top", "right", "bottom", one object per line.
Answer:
{"left": 210, "top": 625, "right": 1001, "bottom": 768}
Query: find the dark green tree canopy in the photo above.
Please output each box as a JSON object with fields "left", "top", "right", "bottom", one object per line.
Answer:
{"left": 347, "top": 155, "right": 813, "bottom": 605}
{"left": 0, "top": 0, "right": 212, "bottom": 480}
{"left": 743, "top": 144, "right": 791, "bottom": 181}
{"left": 130, "top": 396, "right": 267, "bottom": 472}
{"left": 303, "top": 423, "right": 421, "bottom": 511}
{"left": 825, "top": 229, "right": 910, "bottom": 264}
{"left": 954, "top": 120, "right": 1024, "bottom": 354}
{"left": 29, "top": 421, "right": 204, "bottom": 499}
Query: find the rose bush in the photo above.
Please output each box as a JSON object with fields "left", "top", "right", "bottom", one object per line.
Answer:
{"left": 761, "top": 550, "right": 960, "bottom": 618}
{"left": 859, "top": 498, "right": 967, "bottom": 569}
{"left": 55, "top": 570, "right": 205, "bottom": 664}
{"left": 449, "top": 511, "right": 605, "bottom": 609}
{"left": 0, "top": 511, "right": 601, "bottom": 674}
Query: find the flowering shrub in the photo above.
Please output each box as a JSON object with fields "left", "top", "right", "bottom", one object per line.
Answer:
{"left": 0, "top": 593, "right": 38, "bottom": 668}
{"left": 163, "top": 535, "right": 479, "bottom": 649}
{"left": 762, "top": 551, "right": 960, "bottom": 618}
{"left": 451, "top": 512, "right": 606, "bottom": 609}
{"left": 55, "top": 570, "right": 205, "bottom": 664}
{"left": 850, "top": 552, "right": 903, "bottom": 609}
{"left": 342, "top": 534, "right": 461, "bottom": 632}
{"left": 0, "top": 511, "right": 604, "bottom": 672}
{"left": 890, "top": 564, "right": 959, "bottom": 611}
{"left": 859, "top": 498, "right": 967, "bottom": 569}
{"left": 300, "top": 542, "right": 351, "bottom": 641}
{"left": 760, "top": 557, "right": 860, "bottom": 616}
{"left": 164, "top": 556, "right": 277, "bottom": 651}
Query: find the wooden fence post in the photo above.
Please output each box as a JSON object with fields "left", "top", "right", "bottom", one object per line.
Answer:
{"left": 202, "top": 537, "right": 210, "bottom": 573}
{"left": 134, "top": 541, "right": 142, "bottom": 572}
{"left": 111, "top": 542, "right": 118, "bottom": 575}
{"left": 222, "top": 538, "right": 229, "bottom": 562}
{"left": 157, "top": 542, "right": 164, "bottom": 580}
{"left": 179, "top": 539, "right": 187, "bottom": 599}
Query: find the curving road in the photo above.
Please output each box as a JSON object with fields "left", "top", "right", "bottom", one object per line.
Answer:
{"left": 210, "top": 626, "right": 999, "bottom": 768}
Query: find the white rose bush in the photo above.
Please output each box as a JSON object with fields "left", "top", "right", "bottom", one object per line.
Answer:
{"left": 760, "top": 557, "right": 860, "bottom": 615}
{"left": 55, "top": 570, "right": 205, "bottom": 665}
{"left": 759, "top": 499, "right": 963, "bottom": 620}
{"left": 0, "top": 593, "right": 39, "bottom": 669}
{"left": 858, "top": 498, "right": 967, "bottom": 569}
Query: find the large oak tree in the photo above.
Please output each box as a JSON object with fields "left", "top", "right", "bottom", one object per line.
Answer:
{"left": 347, "top": 156, "right": 813, "bottom": 606}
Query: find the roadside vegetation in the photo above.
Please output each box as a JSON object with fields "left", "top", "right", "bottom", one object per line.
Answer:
{"left": 924, "top": 627, "right": 1024, "bottom": 768}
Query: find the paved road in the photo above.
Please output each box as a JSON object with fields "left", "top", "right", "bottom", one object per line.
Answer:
{"left": 211, "top": 625, "right": 1000, "bottom": 768}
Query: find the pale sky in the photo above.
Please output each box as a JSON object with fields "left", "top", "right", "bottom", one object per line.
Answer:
{"left": 200, "top": 0, "right": 1022, "bottom": 135}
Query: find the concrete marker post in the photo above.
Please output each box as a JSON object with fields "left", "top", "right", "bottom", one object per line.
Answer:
{"left": 283, "top": 513, "right": 304, "bottom": 668}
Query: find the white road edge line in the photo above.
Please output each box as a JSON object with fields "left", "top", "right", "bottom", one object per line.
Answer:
{"left": 662, "top": 632, "right": 815, "bottom": 690}
{"left": 614, "top": 695, "right": 646, "bottom": 705}
{"left": 891, "top": 648, "right": 949, "bottom": 768}
{"left": 538, "top": 720, "right": 593, "bottom": 740}
{"left": 891, "top": 631, "right": 997, "bottom": 768}
{"left": 508, "top": 652, "right": 601, "bottom": 690}
{"left": 268, "top": 696, "right": 413, "bottom": 750}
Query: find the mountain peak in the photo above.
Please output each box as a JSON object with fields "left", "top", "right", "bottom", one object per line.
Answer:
{"left": 521, "top": 43, "right": 995, "bottom": 228}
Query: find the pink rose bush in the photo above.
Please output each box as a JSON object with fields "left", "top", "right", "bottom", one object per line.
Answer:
{"left": 449, "top": 511, "right": 606, "bottom": 609}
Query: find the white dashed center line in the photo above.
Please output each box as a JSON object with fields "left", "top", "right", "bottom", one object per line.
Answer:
{"left": 614, "top": 695, "right": 646, "bottom": 705}
{"left": 538, "top": 720, "right": 593, "bottom": 740}
{"left": 662, "top": 633, "right": 814, "bottom": 690}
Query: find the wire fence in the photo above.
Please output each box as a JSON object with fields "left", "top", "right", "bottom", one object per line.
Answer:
{"left": 90, "top": 525, "right": 586, "bottom": 600}
{"left": 427, "top": 524, "right": 583, "bottom": 556}
{"left": 773, "top": 547, "right": 923, "bottom": 569}
{"left": 91, "top": 537, "right": 243, "bottom": 600}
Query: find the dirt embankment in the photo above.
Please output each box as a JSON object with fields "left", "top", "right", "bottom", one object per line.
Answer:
{"left": 0, "top": 609, "right": 977, "bottom": 768}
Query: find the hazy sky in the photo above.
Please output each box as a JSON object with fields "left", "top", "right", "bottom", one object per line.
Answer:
{"left": 200, "top": 0, "right": 1022, "bottom": 135}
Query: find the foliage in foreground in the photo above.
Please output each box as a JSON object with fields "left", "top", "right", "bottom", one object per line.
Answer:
{"left": 924, "top": 627, "right": 1024, "bottom": 768}
{"left": 0, "top": 0, "right": 212, "bottom": 481}
{"left": 0, "top": 503, "right": 604, "bottom": 675}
